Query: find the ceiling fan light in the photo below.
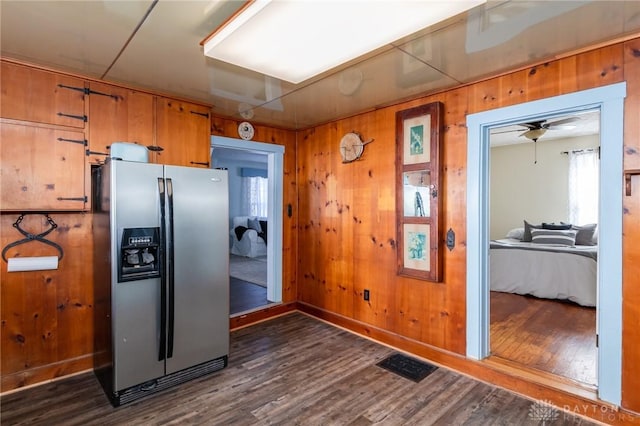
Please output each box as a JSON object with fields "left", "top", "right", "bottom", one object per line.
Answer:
{"left": 522, "top": 128, "right": 547, "bottom": 141}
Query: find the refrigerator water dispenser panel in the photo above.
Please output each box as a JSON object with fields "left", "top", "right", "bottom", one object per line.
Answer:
{"left": 118, "top": 227, "right": 160, "bottom": 282}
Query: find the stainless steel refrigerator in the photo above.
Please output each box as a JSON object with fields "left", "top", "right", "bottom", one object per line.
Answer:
{"left": 93, "top": 159, "right": 229, "bottom": 406}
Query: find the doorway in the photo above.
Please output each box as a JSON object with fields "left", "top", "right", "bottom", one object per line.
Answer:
{"left": 211, "top": 136, "right": 284, "bottom": 315}
{"left": 465, "top": 83, "right": 625, "bottom": 405}
{"left": 487, "top": 111, "right": 600, "bottom": 387}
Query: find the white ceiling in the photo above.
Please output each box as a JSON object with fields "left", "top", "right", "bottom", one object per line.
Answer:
{"left": 1, "top": 1, "right": 640, "bottom": 130}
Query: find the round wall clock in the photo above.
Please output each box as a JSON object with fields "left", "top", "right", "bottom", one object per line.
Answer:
{"left": 238, "top": 121, "right": 254, "bottom": 140}
{"left": 340, "top": 132, "right": 373, "bottom": 163}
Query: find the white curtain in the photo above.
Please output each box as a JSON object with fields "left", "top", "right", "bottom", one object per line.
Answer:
{"left": 241, "top": 176, "right": 268, "bottom": 217}
{"left": 568, "top": 150, "right": 599, "bottom": 225}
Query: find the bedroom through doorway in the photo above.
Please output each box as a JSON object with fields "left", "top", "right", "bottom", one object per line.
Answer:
{"left": 487, "top": 110, "right": 600, "bottom": 388}
{"left": 211, "top": 136, "right": 284, "bottom": 316}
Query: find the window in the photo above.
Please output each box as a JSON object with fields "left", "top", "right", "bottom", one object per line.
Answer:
{"left": 242, "top": 176, "right": 268, "bottom": 217}
{"left": 568, "top": 149, "right": 599, "bottom": 225}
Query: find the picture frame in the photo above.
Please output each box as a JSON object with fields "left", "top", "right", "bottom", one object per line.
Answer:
{"left": 402, "top": 114, "right": 431, "bottom": 165}
{"left": 396, "top": 102, "right": 443, "bottom": 281}
{"left": 402, "top": 223, "right": 431, "bottom": 272}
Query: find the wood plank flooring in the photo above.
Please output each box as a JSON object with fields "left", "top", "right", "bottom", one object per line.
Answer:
{"left": 490, "top": 291, "right": 597, "bottom": 386}
{"left": 1, "top": 312, "right": 594, "bottom": 425}
{"left": 230, "top": 277, "right": 268, "bottom": 315}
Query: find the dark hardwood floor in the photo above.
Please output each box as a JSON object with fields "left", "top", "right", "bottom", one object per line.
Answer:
{"left": 230, "top": 276, "right": 268, "bottom": 315}
{"left": 490, "top": 291, "right": 597, "bottom": 386}
{"left": 1, "top": 312, "right": 595, "bottom": 425}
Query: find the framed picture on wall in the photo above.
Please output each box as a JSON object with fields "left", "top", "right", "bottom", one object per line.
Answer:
{"left": 402, "top": 223, "right": 431, "bottom": 272}
{"left": 396, "top": 102, "right": 443, "bottom": 281}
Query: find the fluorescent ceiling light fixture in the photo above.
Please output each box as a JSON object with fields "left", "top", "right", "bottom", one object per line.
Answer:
{"left": 203, "top": 0, "right": 486, "bottom": 84}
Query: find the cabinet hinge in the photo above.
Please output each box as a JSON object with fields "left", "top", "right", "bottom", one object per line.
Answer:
{"left": 190, "top": 110, "right": 210, "bottom": 119}
{"left": 87, "top": 89, "right": 119, "bottom": 100}
{"left": 57, "top": 196, "right": 88, "bottom": 202}
{"left": 57, "top": 112, "right": 87, "bottom": 122}
{"left": 58, "top": 84, "right": 119, "bottom": 100}
{"left": 190, "top": 161, "right": 210, "bottom": 167}
{"left": 57, "top": 137, "right": 87, "bottom": 146}
{"left": 58, "top": 83, "right": 86, "bottom": 94}
{"left": 86, "top": 149, "right": 109, "bottom": 156}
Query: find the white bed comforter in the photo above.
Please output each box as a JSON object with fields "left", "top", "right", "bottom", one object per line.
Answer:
{"left": 490, "top": 238, "right": 597, "bottom": 307}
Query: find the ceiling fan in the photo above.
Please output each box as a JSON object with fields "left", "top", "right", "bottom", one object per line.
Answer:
{"left": 516, "top": 116, "right": 579, "bottom": 142}
{"left": 492, "top": 116, "right": 580, "bottom": 163}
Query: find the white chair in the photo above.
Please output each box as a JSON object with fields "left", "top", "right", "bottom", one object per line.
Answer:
{"left": 229, "top": 216, "right": 267, "bottom": 258}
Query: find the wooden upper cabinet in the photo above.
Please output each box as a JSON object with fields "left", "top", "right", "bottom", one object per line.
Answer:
{"left": 1, "top": 61, "right": 86, "bottom": 128}
{"left": 155, "top": 97, "right": 211, "bottom": 167}
{"left": 1, "top": 121, "right": 87, "bottom": 211}
{"left": 87, "top": 82, "right": 155, "bottom": 165}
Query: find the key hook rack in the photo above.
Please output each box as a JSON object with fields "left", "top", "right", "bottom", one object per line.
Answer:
{"left": 1, "top": 213, "right": 64, "bottom": 262}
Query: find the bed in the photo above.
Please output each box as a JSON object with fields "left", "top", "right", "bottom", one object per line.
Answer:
{"left": 489, "top": 223, "right": 598, "bottom": 307}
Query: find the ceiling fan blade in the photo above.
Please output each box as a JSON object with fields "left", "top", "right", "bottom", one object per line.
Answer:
{"left": 518, "top": 120, "right": 545, "bottom": 130}
{"left": 490, "top": 128, "right": 522, "bottom": 135}
{"left": 546, "top": 116, "right": 580, "bottom": 127}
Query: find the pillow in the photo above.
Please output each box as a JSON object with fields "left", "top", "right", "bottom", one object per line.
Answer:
{"left": 530, "top": 228, "right": 577, "bottom": 246}
{"left": 542, "top": 222, "right": 572, "bottom": 230}
{"left": 247, "top": 217, "right": 262, "bottom": 233}
{"left": 522, "top": 220, "right": 542, "bottom": 242}
{"left": 572, "top": 223, "right": 597, "bottom": 246}
{"left": 259, "top": 220, "right": 268, "bottom": 244}
{"left": 505, "top": 227, "right": 524, "bottom": 240}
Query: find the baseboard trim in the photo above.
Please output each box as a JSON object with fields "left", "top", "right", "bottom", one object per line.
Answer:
{"left": 1, "top": 353, "right": 95, "bottom": 394}
{"left": 297, "top": 302, "right": 640, "bottom": 425}
{"left": 230, "top": 302, "right": 298, "bottom": 330}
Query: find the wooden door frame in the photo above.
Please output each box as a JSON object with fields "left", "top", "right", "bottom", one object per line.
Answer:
{"left": 465, "top": 83, "right": 626, "bottom": 406}
{"left": 211, "top": 136, "right": 284, "bottom": 303}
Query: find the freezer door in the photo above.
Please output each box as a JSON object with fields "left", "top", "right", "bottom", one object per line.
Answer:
{"left": 111, "top": 160, "right": 165, "bottom": 391}
{"left": 164, "top": 166, "right": 229, "bottom": 374}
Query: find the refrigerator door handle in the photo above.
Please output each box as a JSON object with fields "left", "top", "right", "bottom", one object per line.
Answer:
{"left": 157, "top": 178, "right": 167, "bottom": 362}
{"left": 166, "top": 178, "right": 175, "bottom": 359}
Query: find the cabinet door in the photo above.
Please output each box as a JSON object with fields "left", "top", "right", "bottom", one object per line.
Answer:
{"left": 1, "top": 121, "right": 87, "bottom": 211}
{"left": 1, "top": 62, "right": 86, "bottom": 128}
{"left": 87, "top": 82, "right": 154, "bottom": 165}
{"left": 155, "top": 98, "right": 211, "bottom": 167}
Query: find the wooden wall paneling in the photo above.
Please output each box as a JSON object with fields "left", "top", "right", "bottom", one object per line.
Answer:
{"left": 296, "top": 128, "right": 315, "bottom": 305}
{"left": 0, "top": 121, "right": 87, "bottom": 211}
{"left": 437, "top": 87, "right": 470, "bottom": 354}
{"left": 0, "top": 213, "right": 94, "bottom": 390}
{"left": 53, "top": 213, "right": 94, "bottom": 363}
{"left": 298, "top": 126, "right": 332, "bottom": 310}
{"left": 574, "top": 44, "right": 624, "bottom": 91}
{"left": 468, "top": 77, "right": 502, "bottom": 114}
{"left": 321, "top": 122, "right": 354, "bottom": 317}
{"left": 87, "top": 82, "right": 155, "bottom": 165}
{"left": 350, "top": 109, "right": 397, "bottom": 331}
{"left": 524, "top": 63, "right": 562, "bottom": 101}
{"left": 0, "top": 61, "right": 86, "bottom": 128}
{"left": 622, "top": 38, "right": 640, "bottom": 413}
